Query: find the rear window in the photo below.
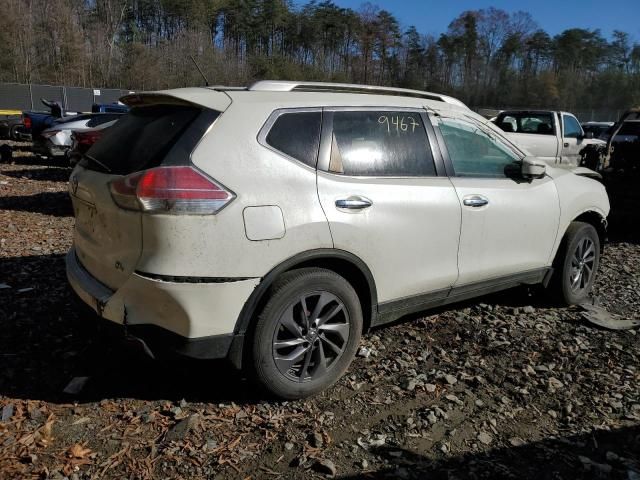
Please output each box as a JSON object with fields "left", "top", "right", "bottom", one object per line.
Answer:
{"left": 265, "top": 111, "right": 322, "bottom": 167}
{"left": 496, "top": 112, "right": 555, "bottom": 135}
{"left": 86, "top": 113, "right": 123, "bottom": 128}
{"left": 86, "top": 105, "right": 203, "bottom": 174}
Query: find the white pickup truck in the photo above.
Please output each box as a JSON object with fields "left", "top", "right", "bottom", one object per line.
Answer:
{"left": 492, "top": 110, "right": 606, "bottom": 168}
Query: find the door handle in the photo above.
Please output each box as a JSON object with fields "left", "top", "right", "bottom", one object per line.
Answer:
{"left": 463, "top": 195, "right": 489, "bottom": 207}
{"left": 335, "top": 196, "right": 372, "bottom": 210}
{"left": 564, "top": 142, "right": 569, "bottom": 147}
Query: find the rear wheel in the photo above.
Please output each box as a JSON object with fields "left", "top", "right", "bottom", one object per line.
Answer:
{"left": 250, "top": 268, "right": 362, "bottom": 399}
{"left": 552, "top": 221, "right": 600, "bottom": 305}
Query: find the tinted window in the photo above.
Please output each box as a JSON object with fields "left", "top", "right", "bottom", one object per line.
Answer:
{"left": 563, "top": 115, "right": 582, "bottom": 138}
{"left": 496, "top": 112, "right": 555, "bottom": 135}
{"left": 617, "top": 122, "right": 640, "bottom": 136}
{"left": 266, "top": 111, "right": 321, "bottom": 167}
{"left": 438, "top": 117, "right": 520, "bottom": 177}
{"left": 329, "top": 111, "right": 435, "bottom": 176}
{"left": 86, "top": 105, "right": 204, "bottom": 174}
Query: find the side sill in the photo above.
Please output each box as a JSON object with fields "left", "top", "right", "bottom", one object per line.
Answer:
{"left": 375, "top": 268, "right": 550, "bottom": 326}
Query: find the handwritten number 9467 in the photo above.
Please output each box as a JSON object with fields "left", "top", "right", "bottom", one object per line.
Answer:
{"left": 378, "top": 115, "right": 419, "bottom": 134}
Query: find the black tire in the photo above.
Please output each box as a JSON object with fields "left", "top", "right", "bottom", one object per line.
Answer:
{"left": 10, "top": 124, "right": 23, "bottom": 141}
{"left": 551, "top": 221, "right": 600, "bottom": 305}
{"left": 250, "top": 268, "right": 362, "bottom": 399}
{"left": 0, "top": 144, "right": 12, "bottom": 163}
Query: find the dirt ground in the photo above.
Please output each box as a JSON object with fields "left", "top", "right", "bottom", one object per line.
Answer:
{"left": 0, "top": 147, "right": 639, "bottom": 479}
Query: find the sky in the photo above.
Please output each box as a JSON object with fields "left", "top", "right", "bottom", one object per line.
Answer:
{"left": 295, "top": 0, "right": 640, "bottom": 40}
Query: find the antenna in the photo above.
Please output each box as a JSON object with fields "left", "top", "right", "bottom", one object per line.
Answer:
{"left": 189, "top": 55, "right": 209, "bottom": 87}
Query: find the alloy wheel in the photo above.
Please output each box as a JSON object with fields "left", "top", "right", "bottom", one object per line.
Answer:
{"left": 569, "top": 237, "right": 596, "bottom": 292}
{"left": 272, "top": 291, "right": 350, "bottom": 382}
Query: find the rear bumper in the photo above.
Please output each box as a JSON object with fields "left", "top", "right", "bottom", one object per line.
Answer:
{"left": 65, "top": 247, "right": 259, "bottom": 359}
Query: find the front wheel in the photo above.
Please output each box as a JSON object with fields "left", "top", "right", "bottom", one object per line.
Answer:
{"left": 552, "top": 221, "right": 600, "bottom": 305}
{"left": 250, "top": 268, "right": 362, "bottom": 399}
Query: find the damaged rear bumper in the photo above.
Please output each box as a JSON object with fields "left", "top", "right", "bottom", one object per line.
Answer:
{"left": 65, "top": 247, "right": 259, "bottom": 360}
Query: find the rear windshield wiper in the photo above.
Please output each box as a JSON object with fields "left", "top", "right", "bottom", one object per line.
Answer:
{"left": 83, "top": 154, "right": 112, "bottom": 173}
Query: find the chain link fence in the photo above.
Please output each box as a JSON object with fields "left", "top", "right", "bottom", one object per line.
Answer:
{"left": 0, "top": 83, "right": 133, "bottom": 113}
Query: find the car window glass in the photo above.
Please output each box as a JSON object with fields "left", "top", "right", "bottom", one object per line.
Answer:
{"left": 438, "top": 117, "right": 520, "bottom": 178}
{"left": 563, "top": 115, "right": 582, "bottom": 138}
{"left": 266, "top": 111, "right": 321, "bottom": 167}
{"left": 617, "top": 122, "right": 640, "bottom": 136}
{"left": 497, "top": 113, "right": 554, "bottom": 135}
{"left": 329, "top": 111, "right": 435, "bottom": 176}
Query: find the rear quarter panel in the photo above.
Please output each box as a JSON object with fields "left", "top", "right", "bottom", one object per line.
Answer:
{"left": 136, "top": 100, "right": 334, "bottom": 278}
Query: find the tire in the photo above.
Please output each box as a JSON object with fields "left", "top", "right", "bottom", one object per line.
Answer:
{"left": 0, "top": 144, "right": 12, "bottom": 163}
{"left": 551, "top": 221, "right": 600, "bottom": 305}
{"left": 250, "top": 268, "right": 362, "bottom": 399}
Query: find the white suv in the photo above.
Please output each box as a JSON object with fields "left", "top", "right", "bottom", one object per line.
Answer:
{"left": 66, "top": 81, "right": 610, "bottom": 399}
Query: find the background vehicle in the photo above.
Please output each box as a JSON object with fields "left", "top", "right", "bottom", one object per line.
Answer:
{"left": 582, "top": 121, "right": 614, "bottom": 140}
{"left": 67, "top": 119, "right": 118, "bottom": 166}
{"left": 66, "top": 81, "right": 609, "bottom": 399}
{"left": 604, "top": 108, "right": 640, "bottom": 171}
{"left": 493, "top": 110, "right": 606, "bottom": 167}
{"left": 36, "top": 113, "right": 123, "bottom": 159}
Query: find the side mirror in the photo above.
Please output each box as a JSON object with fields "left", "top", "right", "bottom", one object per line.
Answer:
{"left": 522, "top": 157, "right": 546, "bottom": 179}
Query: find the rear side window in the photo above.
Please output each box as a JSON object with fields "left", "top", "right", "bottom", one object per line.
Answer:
{"left": 265, "top": 111, "right": 322, "bottom": 167}
{"left": 328, "top": 111, "right": 435, "bottom": 176}
{"left": 86, "top": 105, "right": 204, "bottom": 175}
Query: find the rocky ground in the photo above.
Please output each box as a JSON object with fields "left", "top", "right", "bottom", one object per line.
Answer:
{"left": 0, "top": 147, "right": 639, "bottom": 479}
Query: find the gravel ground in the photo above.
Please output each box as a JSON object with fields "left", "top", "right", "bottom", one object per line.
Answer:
{"left": 1, "top": 148, "right": 639, "bottom": 480}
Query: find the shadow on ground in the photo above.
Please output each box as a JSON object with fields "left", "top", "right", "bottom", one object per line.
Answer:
{"left": 2, "top": 167, "right": 71, "bottom": 182}
{"left": 340, "top": 424, "right": 640, "bottom": 479}
{"left": 0, "top": 191, "right": 72, "bottom": 216}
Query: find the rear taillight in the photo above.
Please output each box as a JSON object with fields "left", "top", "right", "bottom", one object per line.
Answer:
{"left": 23, "top": 116, "right": 32, "bottom": 130}
{"left": 75, "top": 130, "right": 104, "bottom": 146}
{"left": 109, "top": 166, "right": 234, "bottom": 215}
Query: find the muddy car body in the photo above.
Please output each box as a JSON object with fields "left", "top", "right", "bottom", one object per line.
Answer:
{"left": 67, "top": 81, "right": 610, "bottom": 399}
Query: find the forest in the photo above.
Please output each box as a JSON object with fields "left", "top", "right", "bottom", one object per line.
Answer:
{"left": 0, "top": 0, "right": 639, "bottom": 110}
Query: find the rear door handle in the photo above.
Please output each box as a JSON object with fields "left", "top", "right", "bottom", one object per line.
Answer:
{"left": 564, "top": 142, "right": 569, "bottom": 147}
{"left": 335, "top": 196, "right": 372, "bottom": 210}
{"left": 463, "top": 195, "right": 489, "bottom": 207}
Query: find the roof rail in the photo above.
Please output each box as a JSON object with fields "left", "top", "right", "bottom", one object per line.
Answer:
{"left": 248, "top": 81, "right": 468, "bottom": 108}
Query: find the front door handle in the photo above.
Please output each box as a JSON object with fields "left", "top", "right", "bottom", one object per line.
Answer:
{"left": 564, "top": 142, "right": 569, "bottom": 148}
{"left": 463, "top": 195, "right": 489, "bottom": 207}
{"left": 335, "top": 196, "right": 372, "bottom": 210}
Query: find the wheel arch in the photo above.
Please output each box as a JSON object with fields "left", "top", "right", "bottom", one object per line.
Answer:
{"left": 228, "top": 249, "right": 378, "bottom": 370}
{"left": 234, "top": 249, "right": 378, "bottom": 337}
{"left": 572, "top": 210, "right": 607, "bottom": 252}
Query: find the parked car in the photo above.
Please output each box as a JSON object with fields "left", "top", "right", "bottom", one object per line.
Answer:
{"left": 22, "top": 100, "right": 128, "bottom": 142}
{"left": 66, "top": 81, "right": 610, "bottom": 399}
{"left": 67, "top": 119, "right": 118, "bottom": 166}
{"left": 581, "top": 121, "right": 614, "bottom": 140}
{"left": 604, "top": 109, "right": 640, "bottom": 171}
{"left": 493, "top": 110, "right": 606, "bottom": 168}
{"left": 36, "top": 113, "right": 123, "bottom": 159}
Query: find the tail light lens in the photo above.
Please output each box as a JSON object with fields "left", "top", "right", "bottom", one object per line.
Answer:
{"left": 75, "top": 130, "right": 104, "bottom": 146}
{"left": 109, "top": 166, "right": 234, "bottom": 215}
{"left": 23, "top": 115, "right": 32, "bottom": 130}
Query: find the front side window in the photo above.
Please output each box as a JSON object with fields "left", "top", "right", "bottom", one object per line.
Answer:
{"left": 562, "top": 115, "right": 582, "bottom": 138}
{"left": 328, "top": 110, "right": 436, "bottom": 176}
{"left": 437, "top": 117, "right": 521, "bottom": 177}
{"left": 265, "top": 111, "right": 322, "bottom": 167}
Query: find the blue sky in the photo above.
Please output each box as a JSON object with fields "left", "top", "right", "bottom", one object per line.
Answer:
{"left": 294, "top": 0, "right": 640, "bottom": 40}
